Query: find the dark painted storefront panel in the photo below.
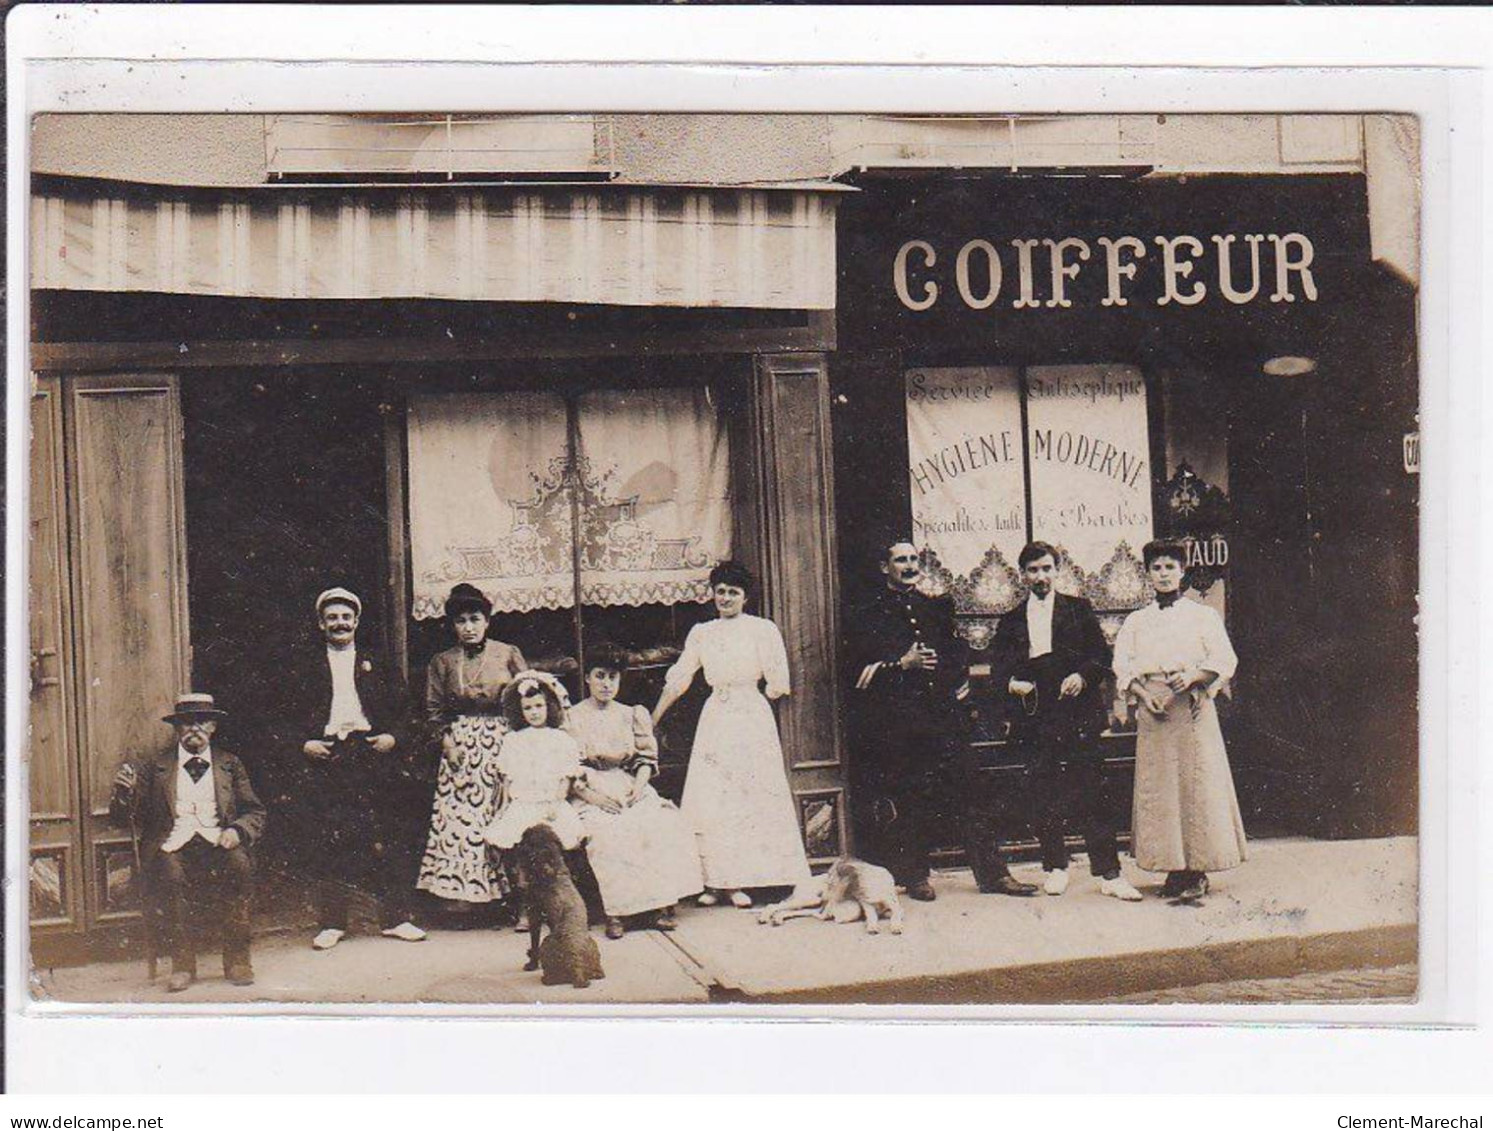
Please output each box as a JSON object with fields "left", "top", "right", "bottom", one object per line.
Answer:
{"left": 833, "top": 172, "right": 1417, "bottom": 850}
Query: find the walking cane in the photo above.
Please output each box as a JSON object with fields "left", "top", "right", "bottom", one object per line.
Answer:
{"left": 126, "top": 787, "right": 158, "bottom": 981}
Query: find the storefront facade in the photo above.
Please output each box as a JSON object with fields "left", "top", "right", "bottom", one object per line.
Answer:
{"left": 28, "top": 177, "right": 851, "bottom": 962}
{"left": 27, "top": 114, "right": 1420, "bottom": 963}
{"left": 832, "top": 170, "right": 1419, "bottom": 855}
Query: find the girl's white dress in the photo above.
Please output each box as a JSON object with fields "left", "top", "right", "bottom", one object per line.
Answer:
{"left": 482, "top": 727, "right": 588, "bottom": 851}
{"left": 1113, "top": 596, "right": 1247, "bottom": 874}
{"left": 665, "top": 614, "right": 812, "bottom": 890}
{"left": 567, "top": 698, "right": 704, "bottom": 917}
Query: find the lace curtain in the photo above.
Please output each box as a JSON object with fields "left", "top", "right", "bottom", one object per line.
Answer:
{"left": 408, "top": 389, "right": 731, "bottom": 618}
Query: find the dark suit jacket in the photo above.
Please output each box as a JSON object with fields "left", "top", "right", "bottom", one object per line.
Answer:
{"left": 989, "top": 592, "right": 1111, "bottom": 742}
{"left": 278, "top": 642, "right": 411, "bottom": 752}
{"left": 273, "top": 640, "right": 429, "bottom": 819}
{"left": 109, "top": 746, "right": 268, "bottom": 863}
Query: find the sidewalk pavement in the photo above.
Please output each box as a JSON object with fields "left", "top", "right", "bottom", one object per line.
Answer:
{"left": 32, "top": 836, "right": 1415, "bottom": 1008}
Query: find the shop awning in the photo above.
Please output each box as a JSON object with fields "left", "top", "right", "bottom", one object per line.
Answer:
{"left": 30, "top": 183, "right": 838, "bottom": 310}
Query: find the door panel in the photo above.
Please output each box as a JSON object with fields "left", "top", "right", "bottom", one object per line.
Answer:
{"left": 753, "top": 354, "right": 849, "bottom": 863}
{"left": 29, "top": 377, "right": 83, "bottom": 931}
{"left": 65, "top": 375, "right": 190, "bottom": 930}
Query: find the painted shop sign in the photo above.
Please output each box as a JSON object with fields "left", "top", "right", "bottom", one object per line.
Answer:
{"left": 893, "top": 232, "right": 1319, "bottom": 312}
{"left": 838, "top": 174, "right": 1371, "bottom": 348}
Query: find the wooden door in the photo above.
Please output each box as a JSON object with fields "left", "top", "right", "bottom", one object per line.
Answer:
{"left": 752, "top": 353, "right": 850, "bottom": 864}
{"left": 29, "top": 374, "right": 190, "bottom": 961}
{"left": 28, "top": 377, "right": 84, "bottom": 938}
{"left": 67, "top": 374, "right": 191, "bottom": 937}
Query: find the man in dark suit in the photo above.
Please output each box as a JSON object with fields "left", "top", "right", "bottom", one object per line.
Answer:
{"left": 844, "top": 539, "right": 1038, "bottom": 901}
{"left": 110, "top": 693, "right": 267, "bottom": 992}
{"left": 990, "top": 542, "right": 1141, "bottom": 901}
{"left": 282, "top": 586, "right": 427, "bottom": 950}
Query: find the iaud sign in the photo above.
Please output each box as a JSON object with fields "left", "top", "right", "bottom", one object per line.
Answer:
{"left": 893, "top": 233, "right": 1319, "bottom": 312}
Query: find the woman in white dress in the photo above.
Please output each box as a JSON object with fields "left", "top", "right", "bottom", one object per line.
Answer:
{"left": 568, "top": 643, "right": 703, "bottom": 938}
{"left": 652, "top": 561, "right": 812, "bottom": 909}
{"left": 1113, "top": 539, "right": 1246, "bottom": 902}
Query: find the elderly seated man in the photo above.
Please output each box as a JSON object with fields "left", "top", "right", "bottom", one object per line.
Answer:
{"left": 110, "top": 693, "right": 267, "bottom": 993}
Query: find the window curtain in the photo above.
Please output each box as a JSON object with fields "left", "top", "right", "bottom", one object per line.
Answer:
{"left": 904, "top": 367, "right": 1029, "bottom": 616}
{"left": 574, "top": 388, "right": 732, "bottom": 608}
{"left": 1025, "top": 364, "right": 1154, "bottom": 612}
{"left": 407, "top": 388, "right": 731, "bottom": 618}
{"left": 408, "top": 392, "right": 575, "bottom": 617}
{"left": 903, "top": 364, "right": 1155, "bottom": 623}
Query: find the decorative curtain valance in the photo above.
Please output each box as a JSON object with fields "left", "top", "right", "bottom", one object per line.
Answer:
{"left": 408, "top": 389, "right": 732, "bottom": 619}
{"left": 30, "top": 187, "right": 836, "bottom": 310}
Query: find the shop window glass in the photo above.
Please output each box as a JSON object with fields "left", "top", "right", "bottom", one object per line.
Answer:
{"left": 406, "top": 388, "right": 732, "bottom": 795}
{"left": 905, "top": 364, "right": 1154, "bottom": 651}
{"left": 408, "top": 388, "right": 731, "bottom": 619}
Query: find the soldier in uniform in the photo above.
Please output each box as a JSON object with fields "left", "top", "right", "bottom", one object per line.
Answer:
{"left": 844, "top": 539, "right": 1038, "bottom": 901}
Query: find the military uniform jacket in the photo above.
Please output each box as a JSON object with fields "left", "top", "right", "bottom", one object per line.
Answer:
{"left": 845, "top": 584, "right": 970, "bottom": 744}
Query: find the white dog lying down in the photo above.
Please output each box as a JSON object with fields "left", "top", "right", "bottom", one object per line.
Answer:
{"left": 757, "top": 857, "right": 905, "bottom": 934}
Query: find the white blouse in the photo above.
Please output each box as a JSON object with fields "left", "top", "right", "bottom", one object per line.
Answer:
{"left": 1112, "top": 597, "right": 1239, "bottom": 699}
{"left": 663, "top": 614, "right": 791, "bottom": 700}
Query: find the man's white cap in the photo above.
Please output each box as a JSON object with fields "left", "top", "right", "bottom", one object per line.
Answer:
{"left": 315, "top": 587, "right": 362, "bottom": 617}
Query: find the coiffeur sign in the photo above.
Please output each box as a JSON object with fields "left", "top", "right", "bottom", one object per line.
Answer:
{"left": 837, "top": 174, "right": 1369, "bottom": 350}
{"left": 893, "top": 232, "right": 1319, "bottom": 312}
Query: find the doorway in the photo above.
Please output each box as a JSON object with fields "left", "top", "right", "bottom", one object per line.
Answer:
{"left": 29, "top": 373, "right": 190, "bottom": 963}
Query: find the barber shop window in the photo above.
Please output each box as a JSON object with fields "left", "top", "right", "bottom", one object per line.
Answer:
{"left": 904, "top": 364, "right": 1157, "bottom": 735}
{"left": 404, "top": 380, "right": 741, "bottom": 794}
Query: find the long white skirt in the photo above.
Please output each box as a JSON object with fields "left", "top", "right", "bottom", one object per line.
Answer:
{"left": 680, "top": 687, "right": 812, "bottom": 890}
{"left": 1131, "top": 679, "right": 1248, "bottom": 874}
{"left": 576, "top": 768, "right": 703, "bottom": 917}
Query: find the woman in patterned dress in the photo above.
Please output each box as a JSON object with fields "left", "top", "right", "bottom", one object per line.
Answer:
{"left": 416, "top": 583, "right": 527, "bottom": 911}
{"left": 652, "top": 561, "right": 812, "bottom": 909}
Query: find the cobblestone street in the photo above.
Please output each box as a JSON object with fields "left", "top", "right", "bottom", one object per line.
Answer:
{"left": 1098, "top": 964, "right": 1418, "bottom": 1004}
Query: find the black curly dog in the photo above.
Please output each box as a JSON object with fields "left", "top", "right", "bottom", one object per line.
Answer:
{"left": 512, "top": 824, "right": 605, "bottom": 989}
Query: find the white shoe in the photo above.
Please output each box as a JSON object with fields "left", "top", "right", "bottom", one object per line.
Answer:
{"left": 1043, "top": 869, "right": 1070, "bottom": 896}
{"left": 381, "top": 921, "right": 428, "bottom": 942}
{"left": 1100, "top": 875, "right": 1144, "bottom": 902}
{"left": 312, "top": 928, "right": 345, "bottom": 951}
{"left": 728, "top": 889, "right": 754, "bottom": 909}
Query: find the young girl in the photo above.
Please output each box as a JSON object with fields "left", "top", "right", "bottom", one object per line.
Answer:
{"left": 1112, "top": 539, "right": 1245, "bottom": 902}
{"left": 482, "top": 673, "right": 602, "bottom": 855}
{"left": 568, "top": 644, "right": 703, "bottom": 938}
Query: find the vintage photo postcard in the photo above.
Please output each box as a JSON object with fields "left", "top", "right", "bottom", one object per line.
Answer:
{"left": 22, "top": 107, "right": 1420, "bottom": 1012}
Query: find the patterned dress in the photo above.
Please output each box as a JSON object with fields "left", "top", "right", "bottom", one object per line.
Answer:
{"left": 416, "top": 640, "right": 526, "bottom": 903}
{"left": 666, "top": 614, "right": 812, "bottom": 890}
{"left": 1113, "top": 597, "right": 1247, "bottom": 874}
{"left": 568, "top": 698, "right": 704, "bottom": 917}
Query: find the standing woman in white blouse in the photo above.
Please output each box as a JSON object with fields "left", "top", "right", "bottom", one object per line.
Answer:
{"left": 1113, "top": 540, "right": 1246, "bottom": 902}
{"left": 653, "top": 561, "right": 813, "bottom": 908}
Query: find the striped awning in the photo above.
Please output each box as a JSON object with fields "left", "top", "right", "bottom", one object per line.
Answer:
{"left": 30, "top": 184, "right": 837, "bottom": 310}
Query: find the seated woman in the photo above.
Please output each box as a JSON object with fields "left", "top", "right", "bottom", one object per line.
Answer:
{"left": 567, "top": 644, "right": 704, "bottom": 939}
